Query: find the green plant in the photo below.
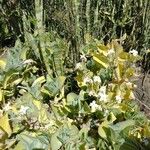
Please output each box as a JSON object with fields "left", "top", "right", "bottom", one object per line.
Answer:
{"left": 0, "top": 34, "right": 150, "bottom": 149}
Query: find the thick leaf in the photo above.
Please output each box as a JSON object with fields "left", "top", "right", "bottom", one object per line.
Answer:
{"left": 17, "top": 134, "right": 49, "bottom": 150}
{"left": 57, "top": 124, "right": 79, "bottom": 146}
{"left": 0, "top": 58, "right": 6, "bottom": 70}
{"left": 42, "top": 76, "right": 66, "bottom": 97}
{"left": 115, "top": 62, "right": 124, "bottom": 81}
{"left": 92, "top": 53, "right": 108, "bottom": 68}
{"left": 0, "top": 114, "right": 12, "bottom": 137}
{"left": 98, "top": 121, "right": 109, "bottom": 139}
{"left": 97, "top": 44, "right": 109, "bottom": 56}
{"left": 110, "top": 120, "right": 135, "bottom": 133}
{"left": 0, "top": 89, "right": 3, "bottom": 102}
{"left": 32, "top": 76, "right": 46, "bottom": 87}
{"left": 112, "top": 40, "right": 123, "bottom": 55}
{"left": 50, "top": 131, "right": 62, "bottom": 150}
{"left": 66, "top": 92, "right": 78, "bottom": 106}
{"left": 0, "top": 127, "right": 8, "bottom": 143}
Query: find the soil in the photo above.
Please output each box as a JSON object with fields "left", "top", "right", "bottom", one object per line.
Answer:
{"left": 134, "top": 72, "right": 150, "bottom": 117}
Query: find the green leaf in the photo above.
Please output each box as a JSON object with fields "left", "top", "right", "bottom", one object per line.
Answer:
{"left": 0, "top": 127, "right": 8, "bottom": 143}
{"left": 14, "top": 141, "right": 25, "bottom": 150}
{"left": 66, "top": 92, "right": 78, "bottom": 106}
{"left": 32, "top": 76, "right": 46, "bottom": 87}
{"left": 92, "top": 52, "right": 109, "bottom": 68}
{"left": 0, "top": 89, "right": 3, "bottom": 102}
{"left": 50, "top": 132, "right": 62, "bottom": 150}
{"left": 98, "top": 121, "right": 109, "bottom": 139}
{"left": 0, "top": 58, "right": 6, "bottom": 70}
{"left": 57, "top": 124, "right": 79, "bottom": 145}
{"left": 119, "top": 139, "right": 140, "bottom": 150}
{"left": 110, "top": 120, "right": 135, "bottom": 133}
{"left": 17, "top": 134, "right": 49, "bottom": 150}
{"left": 42, "top": 76, "right": 66, "bottom": 97}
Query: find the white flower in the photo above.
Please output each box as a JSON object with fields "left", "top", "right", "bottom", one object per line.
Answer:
{"left": 19, "top": 105, "right": 29, "bottom": 115}
{"left": 89, "top": 91, "right": 96, "bottom": 96}
{"left": 98, "top": 92, "right": 108, "bottom": 102}
{"left": 126, "top": 82, "right": 133, "bottom": 89}
{"left": 99, "top": 86, "right": 106, "bottom": 94}
{"left": 90, "top": 101, "right": 102, "bottom": 112}
{"left": 44, "top": 122, "right": 54, "bottom": 129}
{"left": 97, "top": 86, "right": 108, "bottom": 102}
{"left": 83, "top": 77, "right": 93, "bottom": 84}
{"left": 75, "top": 63, "right": 82, "bottom": 70}
{"left": 93, "top": 76, "right": 101, "bottom": 84}
{"left": 129, "top": 49, "right": 138, "bottom": 56}
{"left": 133, "top": 84, "right": 137, "bottom": 88}
{"left": 115, "top": 95, "right": 122, "bottom": 103}
{"left": 104, "top": 110, "right": 109, "bottom": 117}
{"left": 0, "top": 109, "right": 3, "bottom": 117}
{"left": 107, "top": 48, "right": 115, "bottom": 55}
{"left": 80, "top": 54, "right": 87, "bottom": 62}
{"left": 126, "top": 82, "right": 132, "bottom": 87}
{"left": 23, "top": 59, "right": 35, "bottom": 65}
{"left": 3, "top": 102, "right": 12, "bottom": 112}
{"left": 129, "top": 92, "right": 135, "bottom": 99}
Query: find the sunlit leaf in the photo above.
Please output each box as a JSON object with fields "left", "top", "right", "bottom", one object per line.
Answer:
{"left": 116, "top": 62, "right": 124, "bottom": 80}
{"left": 17, "top": 134, "right": 49, "bottom": 150}
{"left": 32, "top": 76, "right": 46, "bottom": 87}
{"left": 50, "top": 131, "right": 62, "bottom": 150}
{"left": 66, "top": 92, "right": 78, "bottom": 106}
{"left": 98, "top": 121, "right": 109, "bottom": 139}
{"left": 110, "top": 120, "right": 135, "bottom": 132}
{"left": 0, "top": 58, "right": 6, "bottom": 70}
{"left": 0, "top": 114, "right": 12, "bottom": 137}
{"left": 0, "top": 89, "right": 3, "bottom": 102}
{"left": 93, "top": 53, "right": 109, "bottom": 68}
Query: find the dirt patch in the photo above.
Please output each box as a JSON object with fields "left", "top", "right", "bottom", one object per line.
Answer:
{"left": 134, "top": 72, "right": 150, "bottom": 116}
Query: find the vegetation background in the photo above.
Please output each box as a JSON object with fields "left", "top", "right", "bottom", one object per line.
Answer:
{"left": 0, "top": 0, "right": 150, "bottom": 70}
{"left": 0, "top": 0, "right": 150, "bottom": 149}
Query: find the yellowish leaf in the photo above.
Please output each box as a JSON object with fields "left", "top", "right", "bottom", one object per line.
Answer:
{"left": 98, "top": 121, "right": 109, "bottom": 138}
{"left": 0, "top": 89, "right": 3, "bottom": 102}
{"left": 93, "top": 53, "right": 108, "bottom": 68}
{"left": 32, "top": 76, "right": 46, "bottom": 87}
{"left": 116, "top": 63, "right": 124, "bottom": 81}
{"left": 33, "top": 99, "right": 41, "bottom": 110}
{"left": 97, "top": 44, "right": 109, "bottom": 56}
{"left": 109, "top": 112, "right": 116, "bottom": 123}
{"left": 0, "top": 114, "right": 12, "bottom": 137}
{"left": 112, "top": 40, "right": 123, "bottom": 55}
{"left": 0, "top": 59, "right": 6, "bottom": 70}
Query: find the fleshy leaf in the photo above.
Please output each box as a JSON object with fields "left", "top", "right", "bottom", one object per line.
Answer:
{"left": 0, "top": 58, "right": 6, "bottom": 70}
{"left": 93, "top": 53, "right": 109, "bottom": 68}
{"left": 0, "top": 114, "right": 12, "bottom": 137}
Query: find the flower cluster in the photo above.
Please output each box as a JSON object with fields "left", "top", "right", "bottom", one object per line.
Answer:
{"left": 129, "top": 49, "right": 138, "bottom": 56}
{"left": 89, "top": 100, "right": 102, "bottom": 112}
{"left": 97, "top": 86, "right": 108, "bottom": 102}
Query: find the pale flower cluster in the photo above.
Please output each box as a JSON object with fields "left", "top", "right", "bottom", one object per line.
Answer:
{"left": 129, "top": 49, "right": 138, "bottom": 56}
{"left": 83, "top": 77, "right": 93, "bottom": 84}
{"left": 93, "top": 76, "right": 101, "bottom": 83}
{"left": 90, "top": 100, "right": 102, "bottom": 112}
{"left": 75, "top": 62, "right": 83, "bottom": 70}
{"left": 19, "top": 105, "right": 30, "bottom": 115}
{"left": 84, "top": 76, "right": 101, "bottom": 85}
{"left": 97, "top": 86, "right": 108, "bottom": 102}
{"left": 107, "top": 48, "right": 115, "bottom": 55}
{"left": 80, "top": 54, "right": 87, "bottom": 62}
{"left": 3, "top": 102, "right": 12, "bottom": 112}
{"left": 89, "top": 91, "right": 96, "bottom": 97}
{"left": 115, "top": 95, "right": 122, "bottom": 103}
